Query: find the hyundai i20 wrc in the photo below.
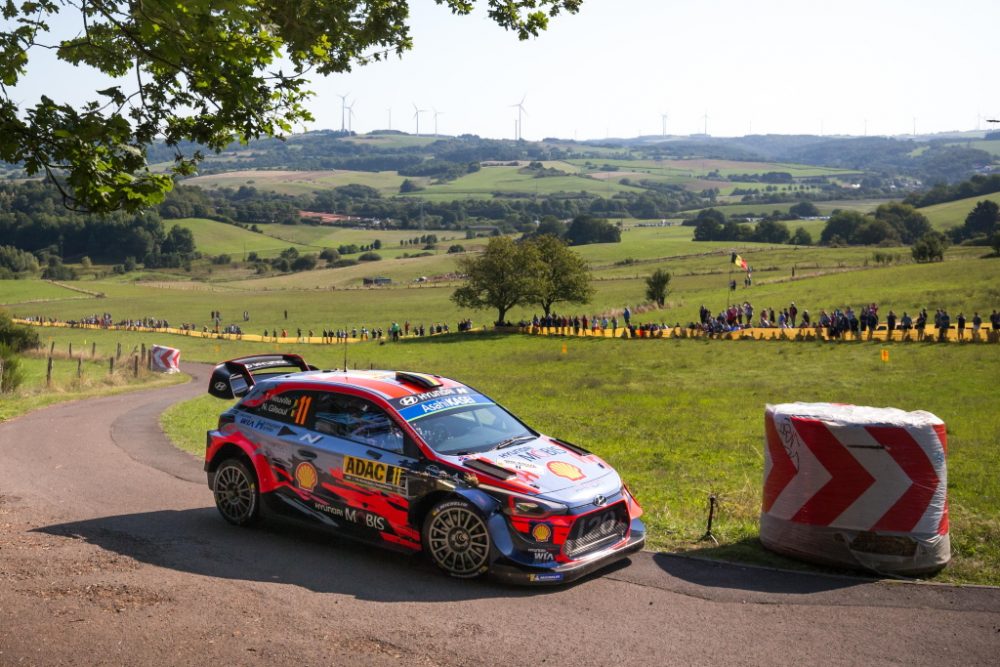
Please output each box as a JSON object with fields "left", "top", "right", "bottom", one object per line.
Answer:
{"left": 205, "top": 354, "right": 645, "bottom": 584}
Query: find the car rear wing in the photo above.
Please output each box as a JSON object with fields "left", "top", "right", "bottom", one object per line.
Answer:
{"left": 208, "top": 354, "right": 316, "bottom": 399}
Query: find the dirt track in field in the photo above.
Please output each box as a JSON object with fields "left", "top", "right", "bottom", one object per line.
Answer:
{"left": 1, "top": 364, "right": 997, "bottom": 666}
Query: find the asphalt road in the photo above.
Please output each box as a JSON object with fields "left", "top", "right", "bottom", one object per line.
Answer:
{"left": 1, "top": 364, "right": 997, "bottom": 666}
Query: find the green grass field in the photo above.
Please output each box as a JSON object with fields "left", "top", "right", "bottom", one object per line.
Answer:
{"left": 170, "top": 218, "right": 316, "bottom": 258}
{"left": 183, "top": 170, "right": 411, "bottom": 197}
{"left": 918, "top": 192, "right": 1000, "bottom": 231}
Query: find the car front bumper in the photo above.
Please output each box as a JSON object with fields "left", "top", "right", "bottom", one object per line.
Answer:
{"left": 489, "top": 518, "right": 646, "bottom": 585}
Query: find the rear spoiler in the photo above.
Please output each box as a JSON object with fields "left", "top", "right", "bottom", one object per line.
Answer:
{"left": 208, "top": 354, "right": 316, "bottom": 399}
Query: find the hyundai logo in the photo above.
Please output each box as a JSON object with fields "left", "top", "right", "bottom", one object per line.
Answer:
{"left": 399, "top": 395, "right": 419, "bottom": 407}
{"left": 593, "top": 494, "right": 607, "bottom": 507}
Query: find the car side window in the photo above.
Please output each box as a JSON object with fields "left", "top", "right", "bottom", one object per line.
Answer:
{"left": 313, "top": 393, "right": 404, "bottom": 454}
{"left": 247, "top": 390, "right": 315, "bottom": 427}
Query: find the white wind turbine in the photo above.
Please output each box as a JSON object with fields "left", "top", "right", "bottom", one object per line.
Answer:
{"left": 337, "top": 93, "right": 350, "bottom": 132}
{"left": 660, "top": 112, "right": 668, "bottom": 137}
{"left": 346, "top": 100, "right": 357, "bottom": 132}
{"left": 511, "top": 95, "right": 528, "bottom": 140}
{"left": 412, "top": 103, "right": 427, "bottom": 136}
{"left": 432, "top": 108, "right": 444, "bottom": 137}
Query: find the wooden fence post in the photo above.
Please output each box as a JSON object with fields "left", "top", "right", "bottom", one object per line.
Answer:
{"left": 77, "top": 357, "right": 82, "bottom": 379}
{"left": 46, "top": 357, "right": 53, "bottom": 387}
{"left": 49, "top": 341, "right": 55, "bottom": 356}
{"left": 109, "top": 357, "right": 115, "bottom": 375}
{"left": 0, "top": 358, "right": 5, "bottom": 392}
{"left": 133, "top": 356, "right": 139, "bottom": 377}
{"left": 69, "top": 342, "right": 73, "bottom": 358}
{"left": 91, "top": 342, "right": 96, "bottom": 358}
{"left": 116, "top": 342, "right": 122, "bottom": 360}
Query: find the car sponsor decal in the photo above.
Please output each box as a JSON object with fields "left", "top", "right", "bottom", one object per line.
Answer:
{"left": 529, "top": 549, "right": 555, "bottom": 563}
{"left": 528, "top": 572, "right": 564, "bottom": 583}
{"left": 531, "top": 523, "right": 552, "bottom": 543}
{"left": 295, "top": 462, "right": 318, "bottom": 491}
{"left": 395, "top": 391, "right": 495, "bottom": 422}
{"left": 498, "top": 444, "right": 565, "bottom": 463}
{"left": 547, "top": 460, "right": 585, "bottom": 481}
{"left": 343, "top": 455, "right": 408, "bottom": 493}
{"left": 293, "top": 395, "right": 312, "bottom": 425}
{"left": 314, "top": 502, "right": 387, "bottom": 530}
{"left": 391, "top": 386, "right": 470, "bottom": 409}
{"left": 299, "top": 433, "right": 322, "bottom": 445}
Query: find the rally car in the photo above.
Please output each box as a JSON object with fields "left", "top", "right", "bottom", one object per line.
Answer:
{"left": 205, "top": 354, "right": 645, "bottom": 584}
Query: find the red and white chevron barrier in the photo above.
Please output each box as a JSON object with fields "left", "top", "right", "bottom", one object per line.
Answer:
{"left": 761, "top": 403, "right": 949, "bottom": 575}
{"left": 150, "top": 345, "right": 181, "bottom": 373}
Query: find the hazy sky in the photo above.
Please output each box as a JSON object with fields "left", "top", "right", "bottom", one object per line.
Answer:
{"left": 10, "top": 0, "right": 1000, "bottom": 141}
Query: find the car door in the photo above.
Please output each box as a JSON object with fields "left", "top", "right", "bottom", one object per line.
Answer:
{"left": 303, "top": 391, "right": 425, "bottom": 549}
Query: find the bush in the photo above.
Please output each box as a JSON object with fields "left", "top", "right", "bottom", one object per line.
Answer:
{"left": 0, "top": 311, "right": 39, "bottom": 352}
{"left": 290, "top": 254, "right": 318, "bottom": 271}
{"left": 358, "top": 252, "right": 382, "bottom": 262}
{"left": 0, "top": 342, "right": 26, "bottom": 393}
{"left": 211, "top": 254, "right": 232, "bottom": 265}
{"left": 329, "top": 258, "right": 359, "bottom": 268}
{"left": 447, "top": 244, "right": 465, "bottom": 254}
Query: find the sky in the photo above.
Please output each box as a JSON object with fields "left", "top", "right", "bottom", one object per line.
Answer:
{"left": 9, "top": 0, "right": 1000, "bottom": 141}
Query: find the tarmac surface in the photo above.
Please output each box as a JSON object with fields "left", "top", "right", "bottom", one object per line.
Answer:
{"left": 1, "top": 363, "right": 998, "bottom": 666}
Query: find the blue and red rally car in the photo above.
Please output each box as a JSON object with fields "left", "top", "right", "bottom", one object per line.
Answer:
{"left": 205, "top": 354, "right": 645, "bottom": 584}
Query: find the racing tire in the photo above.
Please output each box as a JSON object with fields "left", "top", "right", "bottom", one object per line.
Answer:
{"left": 422, "top": 498, "right": 491, "bottom": 579}
{"left": 213, "top": 458, "right": 260, "bottom": 526}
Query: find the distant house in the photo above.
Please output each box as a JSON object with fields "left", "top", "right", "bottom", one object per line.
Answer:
{"left": 363, "top": 276, "right": 392, "bottom": 286}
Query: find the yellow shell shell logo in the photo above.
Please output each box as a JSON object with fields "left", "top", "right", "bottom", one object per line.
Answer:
{"left": 531, "top": 523, "right": 552, "bottom": 542}
{"left": 295, "top": 462, "right": 318, "bottom": 491}
{"left": 547, "top": 460, "right": 584, "bottom": 481}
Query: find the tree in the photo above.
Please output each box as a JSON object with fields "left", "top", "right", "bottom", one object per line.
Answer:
{"left": 790, "top": 226, "right": 813, "bottom": 246}
{"left": 161, "top": 225, "right": 196, "bottom": 255}
{"left": 992, "top": 232, "right": 1000, "bottom": 256}
{"left": 789, "top": 201, "right": 820, "bottom": 218}
{"left": 873, "top": 202, "right": 931, "bottom": 244}
{"left": 912, "top": 231, "right": 949, "bottom": 262}
{"left": 1, "top": 1, "right": 580, "bottom": 213}
{"left": 820, "top": 210, "right": 866, "bottom": 245}
{"left": 533, "top": 216, "right": 567, "bottom": 238}
{"left": 693, "top": 216, "right": 721, "bottom": 241}
{"left": 753, "top": 219, "right": 790, "bottom": 244}
{"left": 961, "top": 200, "right": 1000, "bottom": 239}
{"left": 452, "top": 236, "right": 542, "bottom": 325}
{"left": 525, "top": 234, "right": 594, "bottom": 316}
{"left": 645, "top": 269, "right": 671, "bottom": 307}
{"left": 564, "top": 215, "right": 621, "bottom": 245}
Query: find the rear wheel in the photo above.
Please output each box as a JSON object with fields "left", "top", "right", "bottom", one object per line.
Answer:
{"left": 422, "top": 498, "right": 491, "bottom": 578}
{"left": 213, "top": 458, "right": 260, "bottom": 526}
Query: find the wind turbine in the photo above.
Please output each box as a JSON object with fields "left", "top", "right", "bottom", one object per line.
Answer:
{"left": 346, "top": 100, "right": 357, "bottom": 132}
{"left": 703, "top": 110, "right": 709, "bottom": 136}
{"left": 511, "top": 95, "right": 528, "bottom": 140}
{"left": 386, "top": 107, "right": 392, "bottom": 131}
{"left": 412, "top": 103, "right": 426, "bottom": 135}
{"left": 660, "top": 112, "right": 668, "bottom": 137}
{"left": 432, "top": 108, "right": 444, "bottom": 137}
{"left": 337, "top": 93, "right": 350, "bottom": 132}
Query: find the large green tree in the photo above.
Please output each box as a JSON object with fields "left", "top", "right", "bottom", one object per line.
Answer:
{"left": 644, "top": 268, "right": 671, "bottom": 307}
{"left": 451, "top": 236, "right": 542, "bottom": 325}
{"left": 525, "top": 234, "right": 593, "bottom": 316}
{"left": 0, "top": 1, "right": 580, "bottom": 212}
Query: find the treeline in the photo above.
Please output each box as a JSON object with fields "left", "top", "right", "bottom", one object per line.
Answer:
{"left": 903, "top": 174, "right": 1000, "bottom": 208}
{"left": 689, "top": 209, "right": 812, "bottom": 245}
{"left": 0, "top": 182, "right": 199, "bottom": 273}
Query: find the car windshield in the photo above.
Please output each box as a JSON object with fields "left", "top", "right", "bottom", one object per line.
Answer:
{"left": 410, "top": 404, "right": 534, "bottom": 455}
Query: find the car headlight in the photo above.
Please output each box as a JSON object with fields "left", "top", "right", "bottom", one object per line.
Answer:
{"left": 480, "top": 485, "right": 568, "bottom": 518}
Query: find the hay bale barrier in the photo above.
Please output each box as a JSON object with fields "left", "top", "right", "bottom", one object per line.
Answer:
{"left": 761, "top": 403, "right": 949, "bottom": 576}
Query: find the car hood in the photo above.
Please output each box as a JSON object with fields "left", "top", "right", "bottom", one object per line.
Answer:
{"left": 458, "top": 437, "right": 621, "bottom": 506}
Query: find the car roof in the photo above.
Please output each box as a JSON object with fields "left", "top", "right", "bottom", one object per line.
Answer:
{"left": 256, "top": 369, "right": 467, "bottom": 401}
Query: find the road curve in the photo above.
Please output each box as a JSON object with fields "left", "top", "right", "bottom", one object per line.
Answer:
{"left": 1, "top": 364, "right": 997, "bottom": 666}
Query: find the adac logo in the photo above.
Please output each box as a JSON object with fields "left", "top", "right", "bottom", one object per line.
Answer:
{"left": 531, "top": 523, "right": 552, "bottom": 543}
{"left": 295, "top": 462, "right": 318, "bottom": 491}
{"left": 547, "top": 460, "right": 585, "bottom": 481}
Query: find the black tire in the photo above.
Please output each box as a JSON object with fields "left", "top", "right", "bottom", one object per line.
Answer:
{"left": 213, "top": 458, "right": 260, "bottom": 526}
{"left": 422, "top": 498, "right": 491, "bottom": 578}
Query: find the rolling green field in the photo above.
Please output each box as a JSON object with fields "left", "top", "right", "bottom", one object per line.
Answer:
{"left": 184, "top": 170, "right": 412, "bottom": 197}
{"left": 171, "top": 218, "right": 315, "bottom": 258}
{"left": 918, "top": 192, "right": 1000, "bottom": 231}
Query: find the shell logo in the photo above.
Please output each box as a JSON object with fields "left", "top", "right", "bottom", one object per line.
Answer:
{"left": 531, "top": 523, "right": 552, "bottom": 542}
{"left": 547, "top": 460, "right": 585, "bottom": 481}
{"left": 295, "top": 462, "right": 318, "bottom": 491}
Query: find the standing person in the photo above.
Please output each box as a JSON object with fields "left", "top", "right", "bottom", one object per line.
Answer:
{"left": 789, "top": 302, "right": 798, "bottom": 327}
{"left": 900, "top": 312, "right": 912, "bottom": 338}
{"left": 938, "top": 309, "right": 951, "bottom": 342}
{"left": 957, "top": 312, "right": 966, "bottom": 341}
{"left": 623, "top": 306, "right": 631, "bottom": 327}
{"left": 916, "top": 309, "right": 927, "bottom": 341}
{"left": 887, "top": 310, "right": 897, "bottom": 340}
{"left": 972, "top": 312, "right": 982, "bottom": 339}
{"left": 611, "top": 316, "right": 618, "bottom": 337}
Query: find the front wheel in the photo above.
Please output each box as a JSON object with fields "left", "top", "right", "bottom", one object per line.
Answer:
{"left": 213, "top": 458, "right": 260, "bottom": 526}
{"left": 422, "top": 499, "right": 491, "bottom": 578}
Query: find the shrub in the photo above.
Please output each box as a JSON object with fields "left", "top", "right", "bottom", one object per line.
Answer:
{"left": 0, "top": 311, "right": 39, "bottom": 352}
{"left": 358, "top": 252, "right": 382, "bottom": 262}
{"left": 0, "top": 342, "right": 25, "bottom": 393}
{"left": 447, "top": 244, "right": 465, "bottom": 254}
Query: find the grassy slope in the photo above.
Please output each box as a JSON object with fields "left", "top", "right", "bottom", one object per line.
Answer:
{"left": 171, "top": 218, "right": 314, "bottom": 258}
{"left": 918, "top": 192, "right": 1000, "bottom": 231}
